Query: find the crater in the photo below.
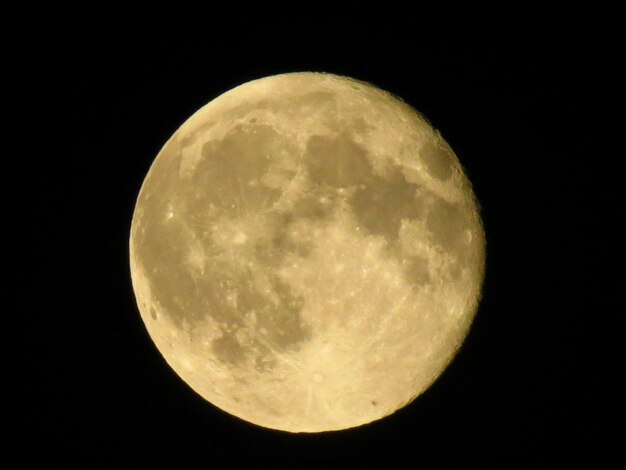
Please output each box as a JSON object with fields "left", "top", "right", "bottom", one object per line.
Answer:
{"left": 420, "top": 142, "right": 454, "bottom": 180}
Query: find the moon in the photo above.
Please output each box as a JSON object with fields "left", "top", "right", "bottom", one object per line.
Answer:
{"left": 129, "top": 72, "right": 485, "bottom": 433}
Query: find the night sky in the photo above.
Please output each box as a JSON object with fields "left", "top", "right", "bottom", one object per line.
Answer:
{"left": 27, "top": 19, "right": 611, "bottom": 467}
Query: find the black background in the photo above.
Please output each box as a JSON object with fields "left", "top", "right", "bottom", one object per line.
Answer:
{"left": 28, "top": 19, "right": 612, "bottom": 467}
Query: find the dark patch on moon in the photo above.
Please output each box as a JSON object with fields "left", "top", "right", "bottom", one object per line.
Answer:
{"left": 254, "top": 277, "right": 309, "bottom": 350}
{"left": 253, "top": 211, "right": 313, "bottom": 267}
{"left": 212, "top": 333, "right": 247, "bottom": 365}
{"left": 288, "top": 191, "right": 333, "bottom": 221}
{"left": 208, "top": 272, "right": 310, "bottom": 366}
{"left": 294, "top": 90, "right": 336, "bottom": 110}
{"left": 271, "top": 225, "right": 312, "bottom": 259}
{"left": 403, "top": 255, "right": 431, "bottom": 286}
{"left": 351, "top": 117, "right": 375, "bottom": 135}
{"left": 303, "top": 132, "right": 426, "bottom": 243}
{"left": 352, "top": 165, "right": 424, "bottom": 241}
{"left": 426, "top": 198, "right": 471, "bottom": 258}
{"left": 420, "top": 142, "right": 455, "bottom": 180}
{"left": 305, "top": 133, "right": 372, "bottom": 188}
{"left": 139, "top": 226, "right": 203, "bottom": 330}
{"left": 196, "top": 124, "right": 287, "bottom": 215}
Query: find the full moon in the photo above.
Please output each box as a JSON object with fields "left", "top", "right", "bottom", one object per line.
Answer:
{"left": 130, "top": 72, "right": 485, "bottom": 433}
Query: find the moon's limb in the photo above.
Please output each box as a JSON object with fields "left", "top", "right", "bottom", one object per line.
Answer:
{"left": 130, "top": 72, "right": 485, "bottom": 432}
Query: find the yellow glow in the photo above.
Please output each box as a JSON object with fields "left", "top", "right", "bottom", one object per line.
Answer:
{"left": 130, "top": 72, "right": 485, "bottom": 432}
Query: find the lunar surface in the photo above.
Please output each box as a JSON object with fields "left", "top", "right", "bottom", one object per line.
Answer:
{"left": 130, "top": 72, "right": 485, "bottom": 433}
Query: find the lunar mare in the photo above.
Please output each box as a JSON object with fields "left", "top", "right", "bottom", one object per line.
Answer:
{"left": 130, "top": 72, "right": 485, "bottom": 432}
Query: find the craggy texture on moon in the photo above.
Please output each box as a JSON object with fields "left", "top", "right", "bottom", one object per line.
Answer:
{"left": 130, "top": 73, "right": 485, "bottom": 433}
